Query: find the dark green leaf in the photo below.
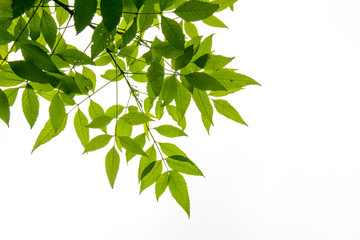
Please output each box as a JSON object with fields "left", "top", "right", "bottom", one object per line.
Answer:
{"left": 168, "top": 171, "right": 190, "bottom": 217}
{"left": 210, "top": 69, "right": 260, "bottom": 90}
{"left": 74, "top": 108, "right": 89, "bottom": 148}
{"left": 118, "top": 136, "right": 147, "bottom": 156}
{"left": 91, "top": 22, "right": 116, "bottom": 59}
{"left": 22, "top": 86, "right": 39, "bottom": 128}
{"left": 8, "top": 61, "right": 58, "bottom": 86}
{"left": 74, "top": 0, "right": 97, "bottom": 34}
{"left": 49, "top": 93, "right": 66, "bottom": 132}
{"left": 58, "top": 49, "right": 94, "bottom": 66}
{"left": 32, "top": 115, "right": 68, "bottom": 153}
{"left": 14, "top": 16, "right": 28, "bottom": 41}
{"left": 120, "top": 17, "right": 137, "bottom": 48}
{"left": 140, "top": 160, "right": 162, "bottom": 193}
{"left": 0, "top": 29, "right": 12, "bottom": 45}
{"left": 20, "top": 43, "right": 60, "bottom": 73}
{"left": 161, "top": 16, "right": 185, "bottom": 50}
{"left": 166, "top": 155, "right": 203, "bottom": 176}
{"left": 133, "top": 0, "right": 146, "bottom": 9}
{"left": 105, "top": 146, "right": 120, "bottom": 188}
{"left": 174, "top": 45, "right": 194, "bottom": 70}
{"left": 152, "top": 38, "right": 183, "bottom": 58}
{"left": 40, "top": 11, "right": 57, "bottom": 48}
{"left": 192, "top": 88, "right": 213, "bottom": 133}
{"left": 159, "top": 0, "right": 176, "bottom": 11}
{"left": 174, "top": 1, "right": 219, "bottom": 22}
{"left": 101, "top": 0, "right": 123, "bottom": 32}
{"left": 155, "top": 172, "right": 170, "bottom": 201}
{"left": 147, "top": 61, "right": 164, "bottom": 96}
{"left": 0, "top": 88, "right": 10, "bottom": 126}
{"left": 154, "top": 125, "right": 187, "bottom": 138}
{"left": 84, "top": 134, "right": 113, "bottom": 153}
{"left": 184, "top": 72, "right": 226, "bottom": 91}
{"left": 212, "top": 99, "right": 247, "bottom": 125}
{"left": 11, "top": 0, "right": 36, "bottom": 19}
{"left": 28, "top": 10, "right": 41, "bottom": 40}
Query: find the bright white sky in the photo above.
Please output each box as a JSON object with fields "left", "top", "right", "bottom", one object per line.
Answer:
{"left": 1, "top": 0, "right": 360, "bottom": 239}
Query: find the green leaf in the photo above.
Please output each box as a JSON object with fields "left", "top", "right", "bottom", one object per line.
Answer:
{"left": 192, "top": 34, "right": 213, "bottom": 60}
{"left": 105, "top": 104, "right": 124, "bottom": 118}
{"left": 159, "top": 142, "right": 187, "bottom": 157}
{"left": 74, "top": 0, "right": 97, "bottom": 34}
{"left": 174, "top": 80, "right": 191, "bottom": 120}
{"left": 161, "top": 16, "right": 185, "bottom": 50}
{"left": 140, "top": 160, "right": 162, "bottom": 193}
{"left": 138, "top": 145, "right": 156, "bottom": 182}
{"left": 115, "top": 118, "right": 132, "bottom": 137}
{"left": 203, "top": 55, "right": 234, "bottom": 71}
{"left": 105, "top": 146, "right": 120, "bottom": 188}
{"left": 154, "top": 125, "right": 187, "bottom": 138}
{"left": 28, "top": 11, "right": 41, "bottom": 40}
{"left": 55, "top": 0, "right": 70, "bottom": 26}
{"left": 0, "top": 88, "right": 10, "bottom": 126}
{"left": 74, "top": 72, "right": 93, "bottom": 94}
{"left": 22, "top": 86, "right": 39, "bottom": 129}
{"left": 0, "top": 0, "right": 13, "bottom": 20}
{"left": 91, "top": 22, "right": 116, "bottom": 59}
{"left": 155, "top": 172, "right": 170, "bottom": 201}
{"left": 174, "top": 45, "right": 194, "bottom": 70}
{"left": 74, "top": 108, "right": 89, "bottom": 148}
{"left": 120, "top": 17, "right": 137, "bottom": 48}
{"left": 168, "top": 171, "right": 190, "bottom": 217}
{"left": 151, "top": 38, "right": 184, "bottom": 59}
{"left": 209, "top": 87, "right": 243, "bottom": 97}
{"left": 117, "top": 136, "right": 147, "bottom": 156}
{"left": 166, "top": 155, "right": 203, "bottom": 176}
{"left": 202, "top": 15, "right": 228, "bottom": 28}
{"left": 20, "top": 43, "right": 60, "bottom": 73}
{"left": 3, "top": 88, "right": 18, "bottom": 106}
{"left": 159, "top": 0, "right": 176, "bottom": 11}
{"left": 174, "top": 1, "right": 219, "bottom": 22}
{"left": 14, "top": 16, "right": 28, "bottom": 41}
{"left": 101, "top": 0, "right": 123, "bottom": 32}
{"left": 125, "top": 133, "right": 146, "bottom": 161}
{"left": 82, "top": 66, "right": 96, "bottom": 91}
{"left": 211, "top": 69, "right": 260, "bottom": 90}
{"left": 192, "top": 88, "right": 213, "bottom": 133}
{"left": 86, "top": 115, "right": 113, "bottom": 129}
{"left": 212, "top": 99, "right": 247, "bottom": 125}
{"left": 0, "top": 67, "right": 25, "bottom": 87}
{"left": 88, "top": 100, "right": 105, "bottom": 120}
{"left": 184, "top": 72, "right": 226, "bottom": 91}
{"left": 58, "top": 49, "right": 94, "bottom": 66}
{"left": 160, "top": 75, "right": 177, "bottom": 106}
{"left": 11, "top": 0, "right": 36, "bottom": 19}
{"left": 40, "top": 11, "right": 57, "bottom": 48}
{"left": 84, "top": 134, "right": 113, "bottom": 153}
{"left": 138, "top": 0, "right": 156, "bottom": 33}
{"left": 0, "top": 29, "right": 13, "bottom": 45}
{"left": 213, "top": 0, "right": 237, "bottom": 12}
{"left": 100, "top": 69, "right": 123, "bottom": 81}
{"left": 120, "top": 112, "right": 153, "bottom": 125}
{"left": 147, "top": 61, "right": 164, "bottom": 97}
{"left": 32, "top": 115, "right": 68, "bottom": 153}
{"left": 166, "top": 105, "right": 186, "bottom": 130}
{"left": 49, "top": 93, "right": 66, "bottom": 132}
{"left": 8, "top": 61, "right": 58, "bottom": 86}
{"left": 184, "top": 21, "right": 198, "bottom": 38}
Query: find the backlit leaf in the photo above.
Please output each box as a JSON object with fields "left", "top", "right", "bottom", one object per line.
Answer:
{"left": 184, "top": 72, "right": 226, "bottom": 91}
{"left": 159, "top": 0, "right": 176, "bottom": 11}
{"left": 184, "top": 21, "right": 198, "bottom": 38}
{"left": 115, "top": 118, "right": 132, "bottom": 137}
{"left": 40, "top": 11, "right": 57, "bottom": 48}
{"left": 84, "top": 134, "right": 113, "bottom": 153}
{"left": 74, "top": 108, "right": 89, "bottom": 148}
{"left": 32, "top": 115, "right": 68, "bottom": 153}
{"left": 74, "top": 0, "right": 97, "bottom": 34}
{"left": 0, "top": 66, "right": 25, "bottom": 87}
{"left": 202, "top": 15, "right": 228, "bottom": 28}
{"left": 174, "top": 1, "right": 219, "bottom": 22}
{"left": 138, "top": 145, "right": 156, "bottom": 182}
{"left": 138, "top": 0, "right": 156, "bottom": 33}
{"left": 91, "top": 22, "right": 116, "bottom": 59}
{"left": 166, "top": 155, "right": 203, "bottom": 176}
{"left": 210, "top": 69, "right": 260, "bottom": 90}
{"left": 155, "top": 172, "right": 170, "bottom": 201}
{"left": 192, "top": 88, "right": 213, "bottom": 133}
{"left": 49, "top": 93, "right": 66, "bottom": 132}
{"left": 140, "top": 160, "right": 162, "bottom": 192}
{"left": 105, "top": 146, "right": 120, "bottom": 188}
{"left": 159, "top": 142, "right": 187, "bottom": 157}
{"left": 55, "top": 0, "right": 70, "bottom": 26}
{"left": 147, "top": 61, "right": 164, "bottom": 96}
{"left": 58, "top": 49, "right": 94, "bottom": 66}
{"left": 105, "top": 104, "right": 124, "bottom": 118}
{"left": 0, "top": 29, "right": 12, "bottom": 45}
{"left": 86, "top": 115, "right": 113, "bottom": 128}
{"left": 3, "top": 88, "right": 18, "bottom": 106}
{"left": 22, "top": 86, "right": 39, "bottom": 128}
{"left": 212, "top": 99, "right": 247, "bottom": 125}
{"left": 118, "top": 136, "right": 147, "bottom": 156}
{"left": 154, "top": 125, "right": 187, "bottom": 138}
{"left": 160, "top": 75, "right": 177, "bottom": 106}
{"left": 161, "top": 16, "right": 185, "bottom": 50}
{"left": 120, "top": 112, "right": 153, "bottom": 125}
{"left": 0, "top": 88, "right": 10, "bottom": 126}
{"left": 168, "top": 171, "right": 190, "bottom": 217}
{"left": 174, "top": 45, "right": 194, "bottom": 70}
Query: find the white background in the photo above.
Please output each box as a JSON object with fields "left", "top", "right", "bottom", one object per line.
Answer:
{"left": 1, "top": 0, "right": 360, "bottom": 239}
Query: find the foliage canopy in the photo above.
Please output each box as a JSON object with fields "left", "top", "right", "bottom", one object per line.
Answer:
{"left": 0, "top": 0, "right": 259, "bottom": 217}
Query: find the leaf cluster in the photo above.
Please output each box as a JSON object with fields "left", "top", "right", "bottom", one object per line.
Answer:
{"left": 0, "top": 0, "right": 259, "bottom": 217}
